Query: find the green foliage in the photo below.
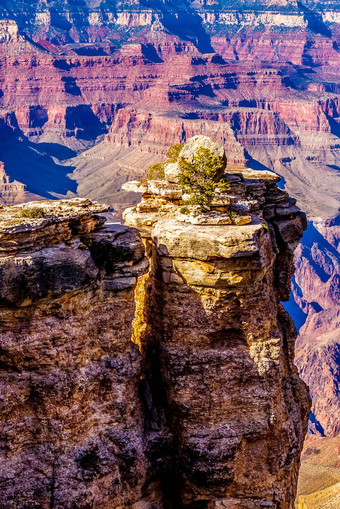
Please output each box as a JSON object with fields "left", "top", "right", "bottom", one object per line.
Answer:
{"left": 146, "top": 163, "right": 165, "bottom": 180}
{"left": 19, "top": 207, "right": 46, "bottom": 219}
{"left": 167, "top": 143, "right": 184, "bottom": 163}
{"left": 179, "top": 205, "right": 189, "bottom": 215}
{"left": 178, "top": 147, "right": 225, "bottom": 210}
{"left": 218, "top": 176, "right": 231, "bottom": 192}
{"left": 146, "top": 143, "right": 184, "bottom": 180}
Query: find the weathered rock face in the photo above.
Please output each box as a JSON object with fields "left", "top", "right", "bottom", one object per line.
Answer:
{"left": 0, "top": 139, "right": 310, "bottom": 508}
{"left": 0, "top": 198, "right": 154, "bottom": 508}
{"left": 123, "top": 138, "right": 311, "bottom": 508}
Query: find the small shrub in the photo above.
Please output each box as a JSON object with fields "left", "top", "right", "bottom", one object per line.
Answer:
{"left": 146, "top": 163, "right": 165, "bottom": 180}
{"left": 178, "top": 147, "right": 225, "bottom": 210}
{"left": 218, "top": 176, "right": 231, "bottom": 192}
{"left": 167, "top": 143, "right": 184, "bottom": 163}
{"left": 20, "top": 207, "right": 46, "bottom": 219}
{"left": 179, "top": 206, "right": 189, "bottom": 215}
{"left": 146, "top": 143, "right": 184, "bottom": 180}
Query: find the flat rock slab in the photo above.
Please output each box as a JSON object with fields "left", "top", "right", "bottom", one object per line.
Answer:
{"left": 153, "top": 219, "right": 265, "bottom": 261}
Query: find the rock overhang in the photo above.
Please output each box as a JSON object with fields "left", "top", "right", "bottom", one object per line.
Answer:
{"left": 0, "top": 198, "right": 149, "bottom": 305}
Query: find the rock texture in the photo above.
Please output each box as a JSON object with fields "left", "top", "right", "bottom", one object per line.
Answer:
{"left": 0, "top": 138, "right": 310, "bottom": 508}
{"left": 0, "top": 1, "right": 339, "bottom": 504}
{"left": 0, "top": 198, "right": 153, "bottom": 508}
{"left": 123, "top": 137, "right": 310, "bottom": 508}
{"left": 294, "top": 219, "right": 340, "bottom": 438}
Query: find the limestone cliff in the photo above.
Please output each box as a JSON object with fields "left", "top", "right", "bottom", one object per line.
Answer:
{"left": 123, "top": 137, "right": 311, "bottom": 508}
{"left": 0, "top": 198, "right": 152, "bottom": 508}
{"left": 0, "top": 139, "right": 310, "bottom": 508}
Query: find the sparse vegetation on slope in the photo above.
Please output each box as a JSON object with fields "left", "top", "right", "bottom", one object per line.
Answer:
{"left": 19, "top": 207, "right": 46, "bottom": 218}
{"left": 146, "top": 143, "right": 184, "bottom": 180}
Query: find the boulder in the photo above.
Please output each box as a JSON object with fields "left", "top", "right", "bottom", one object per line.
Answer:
{"left": 165, "top": 135, "right": 226, "bottom": 183}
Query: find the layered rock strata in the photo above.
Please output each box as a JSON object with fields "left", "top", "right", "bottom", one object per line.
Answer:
{"left": 0, "top": 198, "right": 152, "bottom": 508}
{"left": 0, "top": 161, "right": 26, "bottom": 204}
{"left": 0, "top": 137, "right": 310, "bottom": 508}
{"left": 123, "top": 137, "right": 311, "bottom": 508}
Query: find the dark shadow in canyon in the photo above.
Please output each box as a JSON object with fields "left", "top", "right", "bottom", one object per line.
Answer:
{"left": 302, "top": 221, "right": 340, "bottom": 268}
{"left": 325, "top": 116, "right": 340, "bottom": 137}
{"left": 244, "top": 152, "right": 272, "bottom": 172}
{"left": 160, "top": 10, "right": 214, "bottom": 54}
{"left": 189, "top": 76, "right": 215, "bottom": 98}
{"left": 35, "top": 143, "right": 77, "bottom": 161}
{"left": 283, "top": 283, "right": 308, "bottom": 331}
{"left": 284, "top": 221, "right": 340, "bottom": 331}
{"left": 0, "top": 125, "right": 78, "bottom": 198}
{"left": 62, "top": 76, "right": 82, "bottom": 96}
{"left": 53, "top": 59, "right": 74, "bottom": 71}
{"left": 309, "top": 412, "right": 325, "bottom": 437}
{"left": 65, "top": 105, "right": 108, "bottom": 140}
{"left": 141, "top": 44, "right": 164, "bottom": 63}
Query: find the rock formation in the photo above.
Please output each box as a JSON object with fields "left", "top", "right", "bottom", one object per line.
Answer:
{"left": 0, "top": 198, "right": 151, "bottom": 508}
{"left": 126, "top": 136, "right": 310, "bottom": 507}
{"left": 0, "top": 161, "right": 26, "bottom": 204}
{"left": 0, "top": 138, "right": 310, "bottom": 508}
{"left": 294, "top": 218, "right": 340, "bottom": 437}
{"left": 0, "top": 0, "right": 339, "bottom": 503}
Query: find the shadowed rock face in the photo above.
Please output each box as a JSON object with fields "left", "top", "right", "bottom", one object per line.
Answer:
{"left": 0, "top": 141, "right": 310, "bottom": 507}
{"left": 0, "top": 198, "right": 153, "bottom": 509}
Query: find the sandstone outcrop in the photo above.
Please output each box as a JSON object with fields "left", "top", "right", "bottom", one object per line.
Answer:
{"left": 0, "top": 198, "right": 152, "bottom": 508}
{"left": 0, "top": 138, "right": 310, "bottom": 508}
{"left": 0, "top": 162, "right": 27, "bottom": 204}
{"left": 123, "top": 137, "right": 310, "bottom": 508}
{"left": 0, "top": 0, "right": 338, "bottom": 503}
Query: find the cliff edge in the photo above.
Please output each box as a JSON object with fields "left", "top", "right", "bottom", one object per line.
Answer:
{"left": 0, "top": 138, "right": 310, "bottom": 508}
{"left": 124, "top": 136, "right": 311, "bottom": 508}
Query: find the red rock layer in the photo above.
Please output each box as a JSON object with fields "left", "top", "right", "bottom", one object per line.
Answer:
{"left": 295, "top": 220, "right": 340, "bottom": 437}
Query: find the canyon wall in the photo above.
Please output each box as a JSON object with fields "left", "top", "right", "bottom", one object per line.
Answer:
{"left": 0, "top": 2, "right": 339, "bottom": 490}
{"left": 0, "top": 140, "right": 310, "bottom": 508}
{"left": 0, "top": 198, "right": 154, "bottom": 508}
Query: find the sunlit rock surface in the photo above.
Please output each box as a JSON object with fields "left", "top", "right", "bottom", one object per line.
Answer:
{"left": 123, "top": 138, "right": 311, "bottom": 508}
{"left": 0, "top": 139, "right": 310, "bottom": 507}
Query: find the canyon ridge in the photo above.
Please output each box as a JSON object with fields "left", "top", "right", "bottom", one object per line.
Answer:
{"left": 0, "top": 1, "right": 340, "bottom": 507}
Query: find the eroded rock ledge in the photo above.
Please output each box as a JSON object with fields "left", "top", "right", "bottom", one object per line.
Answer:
{"left": 0, "top": 143, "right": 310, "bottom": 508}
{"left": 0, "top": 198, "right": 151, "bottom": 508}
{"left": 123, "top": 137, "right": 311, "bottom": 509}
